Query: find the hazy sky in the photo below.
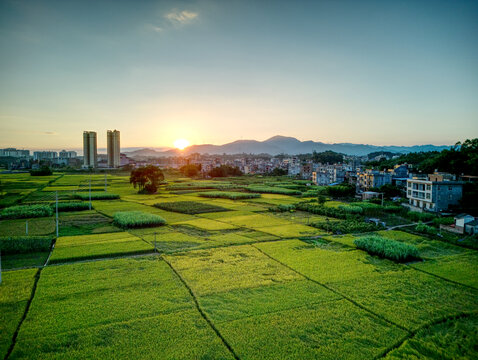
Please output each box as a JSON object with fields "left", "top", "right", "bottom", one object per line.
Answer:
{"left": 1, "top": 0, "right": 477, "bottom": 150}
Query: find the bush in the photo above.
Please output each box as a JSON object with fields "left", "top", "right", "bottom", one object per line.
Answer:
{"left": 269, "top": 204, "right": 296, "bottom": 212}
{"left": 55, "top": 202, "right": 91, "bottom": 212}
{"left": 326, "top": 185, "right": 355, "bottom": 198}
{"left": 432, "top": 217, "right": 454, "bottom": 226}
{"left": 296, "top": 203, "right": 349, "bottom": 219}
{"left": 0, "top": 236, "right": 52, "bottom": 254}
{"left": 199, "top": 191, "right": 260, "bottom": 200}
{"left": 0, "top": 204, "right": 53, "bottom": 219}
{"left": 166, "top": 182, "right": 237, "bottom": 191}
{"left": 208, "top": 165, "right": 243, "bottom": 178}
{"left": 354, "top": 235, "right": 420, "bottom": 262}
{"left": 154, "top": 201, "right": 229, "bottom": 215}
{"left": 415, "top": 222, "right": 438, "bottom": 235}
{"left": 246, "top": 185, "right": 301, "bottom": 196}
{"left": 75, "top": 192, "right": 120, "bottom": 200}
{"left": 113, "top": 211, "right": 166, "bottom": 229}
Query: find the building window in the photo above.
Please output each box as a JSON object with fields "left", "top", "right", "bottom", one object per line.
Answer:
{"left": 426, "top": 185, "right": 431, "bottom": 191}
{"left": 426, "top": 193, "right": 430, "bottom": 199}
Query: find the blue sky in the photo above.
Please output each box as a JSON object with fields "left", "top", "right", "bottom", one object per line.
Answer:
{"left": 0, "top": 0, "right": 477, "bottom": 149}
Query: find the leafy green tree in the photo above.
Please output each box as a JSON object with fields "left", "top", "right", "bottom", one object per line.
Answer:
{"left": 180, "top": 164, "right": 201, "bottom": 177}
{"left": 208, "top": 165, "right": 243, "bottom": 178}
{"left": 130, "top": 165, "right": 164, "bottom": 194}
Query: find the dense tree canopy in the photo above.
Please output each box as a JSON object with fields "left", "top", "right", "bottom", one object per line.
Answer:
{"left": 366, "top": 138, "right": 478, "bottom": 176}
{"left": 179, "top": 164, "right": 201, "bottom": 177}
{"left": 130, "top": 165, "right": 164, "bottom": 194}
{"left": 208, "top": 165, "right": 243, "bottom": 178}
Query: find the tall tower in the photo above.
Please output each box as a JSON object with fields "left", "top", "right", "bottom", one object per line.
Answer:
{"left": 83, "top": 131, "right": 97, "bottom": 168}
{"left": 107, "top": 130, "right": 120, "bottom": 168}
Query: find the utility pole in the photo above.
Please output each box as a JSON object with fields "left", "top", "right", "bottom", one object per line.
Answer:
{"left": 89, "top": 179, "right": 92, "bottom": 210}
{"left": 381, "top": 192, "right": 384, "bottom": 207}
{"left": 56, "top": 191, "right": 59, "bottom": 238}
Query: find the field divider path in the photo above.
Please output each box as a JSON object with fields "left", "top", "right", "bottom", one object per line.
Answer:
{"left": 161, "top": 256, "right": 241, "bottom": 360}
{"left": 375, "top": 311, "right": 477, "bottom": 359}
{"left": 250, "top": 243, "right": 410, "bottom": 333}
{"left": 4, "top": 268, "right": 43, "bottom": 360}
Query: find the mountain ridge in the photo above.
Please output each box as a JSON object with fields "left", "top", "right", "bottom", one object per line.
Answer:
{"left": 125, "top": 136, "right": 451, "bottom": 158}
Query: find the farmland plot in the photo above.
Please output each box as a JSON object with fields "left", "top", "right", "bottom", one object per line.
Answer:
{"left": 166, "top": 245, "right": 408, "bottom": 359}
{"left": 49, "top": 232, "right": 153, "bottom": 263}
{"left": 0, "top": 269, "right": 37, "bottom": 359}
{"left": 10, "top": 258, "right": 234, "bottom": 359}
{"left": 256, "top": 240, "right": 478, "bottom": 331}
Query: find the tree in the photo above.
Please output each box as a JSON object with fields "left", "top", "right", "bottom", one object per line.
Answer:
{"left": 130, "top": 165, "right": 164, "bottom": 194}
{"left": 180, "top": 164, "right": 201, "bottom": 177}
{"left": 317, "top": 195, "right": 326, "bottom": 205}
{"left": 30, "top": 166, "right": 52, "bottom": 176}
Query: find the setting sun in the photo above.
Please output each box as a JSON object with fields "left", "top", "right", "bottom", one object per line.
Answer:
{"left": 173, "top": 138, "right": 190, "bottom": 150}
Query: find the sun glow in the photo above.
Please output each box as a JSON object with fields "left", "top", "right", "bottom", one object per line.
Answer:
{"left": 173, "top": 138, "right": 190, "bottom": 150}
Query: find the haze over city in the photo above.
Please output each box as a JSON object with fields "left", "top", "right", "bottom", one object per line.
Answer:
{"left": 1, "top": 0, "right": 477, "bottom": 150}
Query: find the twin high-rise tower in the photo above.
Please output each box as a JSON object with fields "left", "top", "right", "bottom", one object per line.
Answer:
{"left": 107, "top": 130, "right": 120, "bottom": 168}
{"left": 82, "top": 130, "right": 120, "bottom": 168}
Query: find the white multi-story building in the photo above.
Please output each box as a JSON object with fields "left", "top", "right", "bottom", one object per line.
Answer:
{"left": 406, "top": 173, "right": 464, "bottom": 212}
{"left": 33, "top": 151, "right": 58, "bottom": 161}
{"left": 0, "top": 148, "right": 30, "bottom": 157}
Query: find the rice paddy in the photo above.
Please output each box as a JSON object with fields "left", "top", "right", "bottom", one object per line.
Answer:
{"left": 1, "top": 172, "right": 477, "bottom": 359}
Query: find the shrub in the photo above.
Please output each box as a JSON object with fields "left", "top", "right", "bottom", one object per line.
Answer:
{"left": 326, "top": 185, "right": 355, "bottom": 198}
{"left": 113, "top": 211, "right": 166, "bottom": 229}
{"left": 270, "top": 204, "right": 296, "bottom": 212}
{"left": 75, "top": 192, "right": 120, "bottom": 200}
{"left": 415, "top": 222, "right": 438, "bottom": 235}
{"left": 354, "top": 235, "right": 420, "bottom": 262}
{"left": 432, "top": 217, "right": 454, "bottom": 226}
{"left": 199, "top": 191, "right": 260, "bottom": 200}
{"left": 54, "top": 202, "right": 91, "bottom": 212}
{"left": 166, "top": 183, "right": 237, "bottom": 191}
{"left": 0, "top": 236, "right": 52, "bottom": 254}
{"left": 246, "top": 185, "right": 301, "bottom": 195}
{"left": 154, "top": 201, "right": 229, "bottom": 215}
{"left": 0, "top": 204, "right": 53, "bottom": 219}
{"left": 296, "top": 203, "right": 349, "bottom": 219}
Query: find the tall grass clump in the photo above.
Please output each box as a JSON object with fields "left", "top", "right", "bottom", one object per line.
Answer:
{"left": 246, "top": 185, "right": 302, "bottom": 195}
{"left": 75, "top": 192, "right": 120, "bottom": 200}
{"left": 0, "top": 236, "right": 52, "bottom": 254}
{"left": 354, "top": 235, "right": 420, "bottom": 262}
{"left": 113, "top": 211, "right": 166, "bottom": 229}
{"left": 54, "top": 202, "right": 91, "bottom": 212}
{"left": 199, "top": 191, "right": 260, "bottom": 200}
{"left": 0, "top": 204, "right": 53, "bottom": 219}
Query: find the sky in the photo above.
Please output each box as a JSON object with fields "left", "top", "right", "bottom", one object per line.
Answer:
{"left": 0, "top": 0, "right": 477, "bottom": 150}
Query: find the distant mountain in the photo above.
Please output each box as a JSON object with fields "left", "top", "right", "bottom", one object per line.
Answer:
{"left": 124, "top": 136, "right": 451, "bottom": 158}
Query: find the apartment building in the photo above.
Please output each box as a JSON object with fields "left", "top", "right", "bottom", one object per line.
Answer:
{"left": 406, "top": 173, "right": 464, "bottom": 212}
{"left": 83, "top": 131, "right": 97, "bottom": 168}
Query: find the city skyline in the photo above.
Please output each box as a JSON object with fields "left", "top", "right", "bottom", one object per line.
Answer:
{"left": 1, "top": 0, "right": 477, "bottom": 149}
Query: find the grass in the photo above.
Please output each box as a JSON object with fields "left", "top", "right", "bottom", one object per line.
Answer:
{"left": 154, "top": 201, "right": 229, "bottom": 214}
{"left": 385, "top": 314, "right": 478, "bottom": 359}
{"left": 199, "top": 191, "right": 261, "bottom": 200}
{"left": 1, "top": 252, "right": 50, "bottom": 269}
{"left": 255, "top": 240, "right": 478, "bottom": 331}
{"left": 354, "top": 235, "right": 420, "bottom": 262}
{"left": 0, "top": 236, "right": 52, "bottom": 254}
{"left": 246, "top": 184, "right": 302, "bottom": 195}
{"left": 176, "top": 218, "right": 237, "bottom": 230}
{"left": 113, "top": 211, "right": 166, "bottom": 229}
{"left": 49, "top": 232, "right": 153, "bottom": 263}
{"left": 0, "top": 269, "right": 38, "bottom": 359}
{"left": 75, "top": 192, "right": 120, "bottom": 200}
{"left": 0, "top": 217, "right": 55, "bottom": 236}
{"left": 11, "top": 258, "right": 234, "bottom": 359}
{"left": 0, "top": 204, "right": 53, "bottom": 219}
{"left": 55, "top": 201, "right": 91, "bottom": 212}
{"left": 59, "top": 211, "right": 121, "bottom": 236}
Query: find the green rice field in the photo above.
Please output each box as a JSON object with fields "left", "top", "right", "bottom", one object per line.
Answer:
{"left": 0, "top": 172, "right": 477, "bottom": 359}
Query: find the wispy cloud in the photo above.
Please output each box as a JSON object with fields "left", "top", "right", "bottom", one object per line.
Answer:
{"left": 165, "top": 10, "right": 198, "bottom": 25}
{"left": 44, "top": 131, "right": 57, "bottom": 135}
